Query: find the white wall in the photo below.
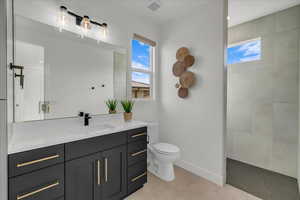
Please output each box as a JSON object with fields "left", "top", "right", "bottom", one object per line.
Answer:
{"left": 298, "top": 34, "right": 300, "bottom": 191}
{"left": 0, "top": 0, "right": 8, "bottom": 199}
{"left": 158, "top": 0, "right": 227, "bottom": 185}
{"left": 0, "top": 0, "right": 7, "bottom": 100}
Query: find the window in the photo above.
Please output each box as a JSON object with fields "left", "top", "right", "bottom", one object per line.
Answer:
{"left": 227, "top": 38, "right": 261, "bottom": 65}
{"left": 131, "top": 34, "right": 155, "bottom": 99}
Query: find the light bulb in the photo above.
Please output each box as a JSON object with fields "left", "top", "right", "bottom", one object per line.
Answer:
{"left": 97, "top": 25, "right": 108, "bottom": 43}
{"left": 102, "top": 23, "right": 108, "bottom": 38}
{"left": 80, "top": 16, "right": 91, "bottom": 38}
{"left": 103, "top": 27, "right": 107, "bottom": 38}
{"left": 59, "top": 6, "right": 68, "bottom": 32}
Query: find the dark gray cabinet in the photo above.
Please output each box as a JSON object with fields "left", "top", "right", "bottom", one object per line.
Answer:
{"left": 8, "top": 127, "right": 147, "bottom": 200}
{"left": 126, "top": 127, "right": 148, "bottom": 195}
{"left": 9, "top": 164, "right": 64, "bottom": 200}
{"left": 8, "top": 144, "right": 65, "bottom": 178}
{"left": 65, "top": 146, "right": 127, "bottom": 200}
{"left": 65, "top": 153, "right": 102, "bottom": 200}
{"left": 101, "top": 146, "right": 127, "bottom": 200}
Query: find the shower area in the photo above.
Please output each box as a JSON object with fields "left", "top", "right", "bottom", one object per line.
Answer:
{"left": 226, "top": 5, "right": 300, "bottom": 200}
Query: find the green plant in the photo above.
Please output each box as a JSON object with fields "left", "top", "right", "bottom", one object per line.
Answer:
{"left": 121, "top": 100, "right": 134, "bottom": 113}
{"left": 106, "top": 99, "right": 118, "bottom": 112}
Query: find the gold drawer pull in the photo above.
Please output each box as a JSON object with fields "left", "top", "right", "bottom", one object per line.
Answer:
{"left": 97, "top": 160, "right": 101, "bottom": 186}
{"left": 131, "top": 133, "right": 146, "bottom": 138}
{"left": 131, "top": 172, "right": 147, "bottom": 182}
{"left": 17, "top": 181, "right": 59, "bottom": 200}
{"left": 104, "top": 158, "right": 108, "bottom": 182}
{"left": 17, "top": 155, "right": 60, "bottom": 168}
{"left": 131, "top": 149, "right": 147, "bottom": 157}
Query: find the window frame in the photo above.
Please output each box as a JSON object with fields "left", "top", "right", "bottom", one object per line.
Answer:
{"left": 130, "top": 39, "right": 155, "bottom": 101}
{"left": 227, "top": 37, "right": 262, "bottom": 65}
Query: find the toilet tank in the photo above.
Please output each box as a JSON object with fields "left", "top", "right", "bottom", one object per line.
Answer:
{"left": 147, "top": 122, "right": 159, "bottom": 144}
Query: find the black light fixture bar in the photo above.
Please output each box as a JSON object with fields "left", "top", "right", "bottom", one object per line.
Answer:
{"left": 60, "top": 6, "right": 107, "bottom": 28}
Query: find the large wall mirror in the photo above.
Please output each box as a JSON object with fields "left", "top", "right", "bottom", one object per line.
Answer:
{"left": 11, "top": 0, "right": 128, "bottom": 122}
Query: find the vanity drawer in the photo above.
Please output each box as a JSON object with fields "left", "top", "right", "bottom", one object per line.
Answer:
{"left": 9, "top": 164, "right": 64, "bottom": 200}
{"left": 127, "top": 127, "right": 147, "bottom": 143}
{"left": 127, "top": 162, "right": 147, "bottom": 195}
{"left": 8, "top": 144, "right": 65, "bottom": 178}
{"left": 128, "top": 161, "right": 147, "bottom": 185}
{"left": 65, "top": 132, "right": 127, "bottom": 160}
{"left": 128, "top": 140, "right": 147, "bottom": 166}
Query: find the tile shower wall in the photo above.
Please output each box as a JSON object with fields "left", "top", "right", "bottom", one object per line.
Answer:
{"left": 227, "top": 5, "right": 300, "bottom": 178}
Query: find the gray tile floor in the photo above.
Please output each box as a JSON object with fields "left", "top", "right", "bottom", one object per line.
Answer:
{"left": 227, "top": 158, "right": 300, "bottom": 200}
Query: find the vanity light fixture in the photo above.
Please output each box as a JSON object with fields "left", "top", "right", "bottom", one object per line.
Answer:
{"left": 59, "top": 6, "right": 108, "bottom": 40}
{"left": 59, "top": 6, "right": 68, "bottom": 32}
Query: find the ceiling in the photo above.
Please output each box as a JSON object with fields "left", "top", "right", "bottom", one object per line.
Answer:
{"left": 93, "top": 0, "right": 300, "bottom": 27}
{"left": 112, "top": 0, "right": 300, "bottom": 27}
{"left": 228, "top": 0, "right": 300, "bottom": 27}
{"left": 17, "top": 0, "right": 300, "bottom": 27}
{"left": 107, "top": 0, "right": 210, "bottom": 25}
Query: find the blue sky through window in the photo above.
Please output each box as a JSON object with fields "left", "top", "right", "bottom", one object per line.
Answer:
{"left": 227, "top": 39, "right": 261, "bottom": 65}
{"left": 132, "top": 40, "right": 151, "bottom": 70}
{"left": 132, "top": 72, "right": 150, "bottom": 84}
{"left": 131, "top": 39, "right": 151, "bottom": 84}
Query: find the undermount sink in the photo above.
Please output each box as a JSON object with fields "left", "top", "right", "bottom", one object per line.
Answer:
{"left": 68, "top": 123, "right": 115, "bottom": 135}
{"left": 88, "top": 124, "right": 115, "bottom": 133}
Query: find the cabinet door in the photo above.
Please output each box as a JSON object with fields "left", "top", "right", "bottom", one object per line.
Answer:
{"left": 101, "top": 145, "right": 127, "bottom": 200}
{"left": 65, "top": 153, "right": 102, "bottom": 200}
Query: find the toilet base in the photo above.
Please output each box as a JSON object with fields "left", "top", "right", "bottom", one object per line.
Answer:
{"left": 148, "top": 161, "right": 175, "bottom": 182}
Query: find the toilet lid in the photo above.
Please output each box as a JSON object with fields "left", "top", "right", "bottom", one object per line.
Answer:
{"left": 153, "top": 143, "right": 180, "bottom": 154}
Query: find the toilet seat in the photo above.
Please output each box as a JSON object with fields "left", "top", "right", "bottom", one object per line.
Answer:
{"left": 153, "top": 143, "right": 180, "bottom": 155}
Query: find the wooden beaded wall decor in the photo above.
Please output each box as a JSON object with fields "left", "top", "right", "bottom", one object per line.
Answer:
{"left": 173, "top": 47, "right": 196, "bottom": 98}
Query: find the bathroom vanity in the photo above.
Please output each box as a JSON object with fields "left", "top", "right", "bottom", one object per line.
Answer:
{"left": 8, "top": 118, "right": 148, "bottom": 200}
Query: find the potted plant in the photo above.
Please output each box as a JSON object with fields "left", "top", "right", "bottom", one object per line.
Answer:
{"left": 121, "top": 100, "right": 134, "bottom": 121}
{"left": 106, "top": 99, "right": 118, "bottom": 114}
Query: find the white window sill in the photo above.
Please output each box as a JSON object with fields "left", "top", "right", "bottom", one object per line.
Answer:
{"left": 132, "top": 98, "right": 155, "bottom": 102}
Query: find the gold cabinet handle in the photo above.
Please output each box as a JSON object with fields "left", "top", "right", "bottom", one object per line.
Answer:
{"left": 131, "top": 149, "right": 147, "bottom": 157}
{"left": 17, "top": 181, "right": 59, "bottom": 200}
{"left": 131, "top": 172, "right": 147, "bottom": 182}
{"left": 131, "top": 133, "right": 146, "bottom": 138}
{"left": 104, "top": 158, "right": 108, "bottom": 182}
{"left": 97, "top": 160, "right": 101, "bottom": 186}
{"left": 17, "top": 155, "right": 60, "bottom": 168}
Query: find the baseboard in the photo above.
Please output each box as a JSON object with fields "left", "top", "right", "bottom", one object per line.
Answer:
{"left": 175, "top": 160, "right": 225, "bottom": 186}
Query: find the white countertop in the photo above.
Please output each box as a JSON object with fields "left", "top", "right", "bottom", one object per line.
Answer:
{"left": 8, "top": 114, "right": 148, "bottom": 154}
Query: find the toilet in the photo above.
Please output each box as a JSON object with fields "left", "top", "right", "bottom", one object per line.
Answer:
{"left": 147, "top": 123, "right": 180, "bottom": 182}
